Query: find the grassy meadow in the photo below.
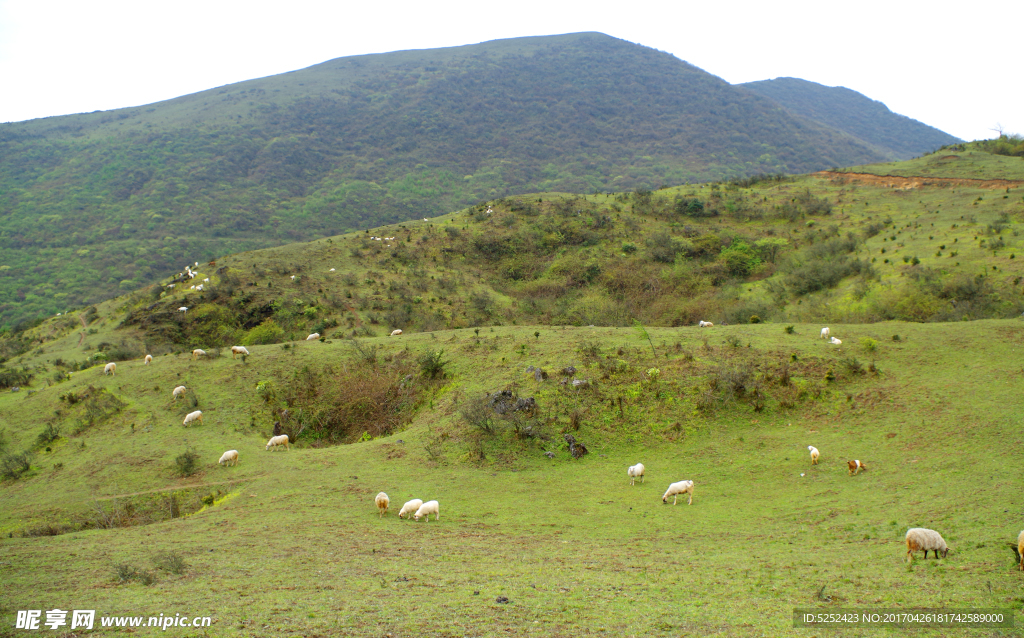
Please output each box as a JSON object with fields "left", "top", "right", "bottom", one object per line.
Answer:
{"left": 1, "top": 319, "right": 1023, "bottom": 637}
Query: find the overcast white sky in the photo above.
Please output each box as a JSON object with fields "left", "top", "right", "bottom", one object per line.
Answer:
{"left": 0, "top": 0, "right": 1020, "bottom": 141}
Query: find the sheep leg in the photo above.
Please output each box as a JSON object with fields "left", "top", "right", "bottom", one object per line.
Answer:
{"left": 687, "top": 492, "right": 693, "bottom": 505}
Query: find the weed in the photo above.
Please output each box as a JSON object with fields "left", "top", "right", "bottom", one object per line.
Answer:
{"left": 114, "top": 563, "right": 156, "bottom": 586}
{"left": 861, "top": 338, "right": 878, "bottom": 353}
{"left": 784, "top": 325, "right": 795, "bottom": 334}
{"left": 153, "top": 551, "right": 189, "bottom": 575}
{"left": 725, "top": 335, "right": 741, "bottom": 348}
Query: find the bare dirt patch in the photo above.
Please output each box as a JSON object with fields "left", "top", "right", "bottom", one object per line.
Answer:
{"left": 818, "top": 171, "right": 1023, "bottom": 190}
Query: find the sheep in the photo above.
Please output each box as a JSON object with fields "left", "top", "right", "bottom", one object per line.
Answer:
{"left": 192, "top": 349, "right": 206, "bottom": 360}
{"left": 848, "top": 459, "right": 867, "bottom": 475}
{"left": 183, "top": 410, "right": 203, "bottom": 426}
{"left": 266, "top": 434, "right": 290, "bottom": 451}
{"left": 218, "top": 450, "right": 239, "bottom": 466}
{"left": 172, "top": 385, "right": 186, "bottom": 399}
{"left": 306, "top": 333, "right": 320, "bottom": 341}
{"left": 829, "top": 337, "right": 842, "bottom": 345}
{"left": 808, "top": 445, "right": 820, "bottom": 465}
{"left": 398, "top": 499, "right": 424, "bottom": 519}
{"left": 375, "top": 492, "right": 390, "bottom": 518}
{"left": 390, "top": 329, "right": 403, "bottom": 337}
{"left": 414, "top": 500, "right": 440, "bottom": 521}
{"left": 698, "top": 320, "right": 714, "bottom": 327}
{"left": 103, "top": 362, "right": 116, "bottom": 376}
{"left": 662, "top": 480, "right": 694, "bottom": 505}
{"left": 178, "top": 306, "right": 188, "bottom": 313}
{"left": 628, "top": 462, "right": 645, "bottom": 486}
{"left": 905, "top": 528, "right": 949, "bottom": 561}
{"left": 1018, "top": 530, "right": 1024, "bottom": 571}
{"left": 821, "top": 327, "right": 830, "bottom": 339}
{"left": 144, "top": 354, "right": 153, "bottom": 365}
{"left": 230, "top": 346, "right": 250, "bottom": 359}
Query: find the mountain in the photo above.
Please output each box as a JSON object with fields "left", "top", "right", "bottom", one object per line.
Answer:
{"left": 0, "top": 32, "right": 950, "bottom": 329}
{"left": 739, "top": 77, "right": 960, "bottom": 158}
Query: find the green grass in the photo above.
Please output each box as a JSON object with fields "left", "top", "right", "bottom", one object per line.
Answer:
{"left": 1, "top": 320, "right": 1022, "bottom": 636}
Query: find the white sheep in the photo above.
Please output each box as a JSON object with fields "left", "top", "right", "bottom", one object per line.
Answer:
{"left": 266, "top": 434, "right": 290, "bottom": 451}
{"left": 821, "top": 327, "right": 830, "bottom": 339}
{"left": 218, "top": 450, "right": 239, "bottom": 466}
{"left": 662, "top": 480, "right": 694, "bottom": 505}
{"left": 829, "top": 337, "right": 842, "bottom": 345}
{"left": 398, "top": 499, "right": 424, "bottom": 519}
{"left": 329, "top": 268, "right": 336, "bottom": 272}
{"left": 1018, "top": 530, "right": 1024, "bottom": 571}
{"left": 390, "top": 329, "right": 403, "bottom": 337}
{"left": 414, "top": 500, "right": 440, "bottom": 521}
{"left": 183, "top": 410, "right": 203, "bottom": 426}
{"left": 192, "top": 349, "right": 206, "bottom": 360}
{"left": 230, "top": 346, "right": 250, "bottom": 359}
{"left": 905, "top": 528, "right": 949, "bottom": 561}
{"left": 103, "top": 362, "right": 116, "bottom": 376}
{"left": 306, "top": 333, "right": 320, "bottom": 341}
{"left": 808, "top": 445, "right": 820, "bottom": 465}
{"left": 375, "top": 492, "right": 390, "bottom": 518}
{"left": 178, "top": 306, "right": 188, "bottom": 313}
{"left": 144, "top": 354, "right": 153, "bottom": 365}
{"left": 203, "top": 278, "right": 209, "bottom": 282}
{"left": 172, "top": 385, "right": 186, "bottom": 399}
{"left": 698, "top": 321, "right": 714, "bottom": 328}
{"left": 628, "top": 462, "right": 645, "bottom": 486}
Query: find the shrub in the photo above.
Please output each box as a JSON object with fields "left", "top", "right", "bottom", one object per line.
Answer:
{"left": 242, "top": 319, "right": 284, "bottom": 346}
{"left": 0, "top": 451, "right": 32, "bottom": 480}
{"left": 459, "top": 395, "right": 497, "bottom": 434}
{"left": 861, "top": 337, "right": 878, "bottom": 353}
{"left": 36, "top": 422, "right": 61, "bottom": 446}
{"left": 174, "top": 448, "right": 201, "bottom": 477}
{"left": 784, "top": 325, "right": 795, "bottom": 334}
{"left": 418, "top": 350, "right": 449, "bottom": 380}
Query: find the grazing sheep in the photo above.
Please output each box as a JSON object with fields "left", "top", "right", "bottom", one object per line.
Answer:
{"left": 808, "top": 445, "right": 820, "bottom": 465}
{"left": 178, "top": 306, "right": 188, "bottom": 313}
{"left": 628, "top": 462, "right": 646, "bottom": 486}
{"left": 821, "top": 327, "right": 830, "bottom": 339}
{"left": 662, "top": 480, "right": 694, "bottom": 505}
{"left": 230, "top": 346, "right": 250, "bottom": 359}
{"left": 375, "top": 492, "right": 390, "bottom": 518}
{"left": 183, "top": 410, "right": 203, "bottom": 426}
{"left": 390, "top": 329, "right": 403, "bottom": 336}
{"left": 144, "top": 354, "right": 153, "bottom": 365}
{"left": 306, "top": 333, "right": 320, "bottom": 341}
{"left": 218, "top": 450, "right": 239, "bottom": 466}
{"left": 905, "top": 528, "right": 949, "bottom": 561}
{"left": 103, "top": 362, "right": 116, "bottom": 376}
{"left": 265, "top": 434, "right": 290, "bottom": 451}
{"left": 172, "top": 385, "right": 186, "bottom": 399}
{"left": 848, "top": 459, "right": 867, "bottom": 475}
{"left": 414, "top": 500, "right": 440, "bottom": 521}
{"left": 192, "top": 349, "right": 206, "bottom": 360}
{"left": 1018, "top": 530, "right": 1024, "bottom": 571}
{"left": 698, "top": 320, "right": 714, "bottom": 327}
{"left": 399, "top": 499, "right": 424, "bottom": 519}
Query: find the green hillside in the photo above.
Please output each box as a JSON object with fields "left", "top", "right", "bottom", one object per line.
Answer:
{"left": 0, "top": 318, "right": 1021, "bottom": 636}
{"left": 1, "top": 32, "right": 942, "bottom": 330}
{"left": 740, "top": 78, "right": 961, "bottom": 158}
{"left": 7, "top": 147, "right": 1020, "bottom": 370}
